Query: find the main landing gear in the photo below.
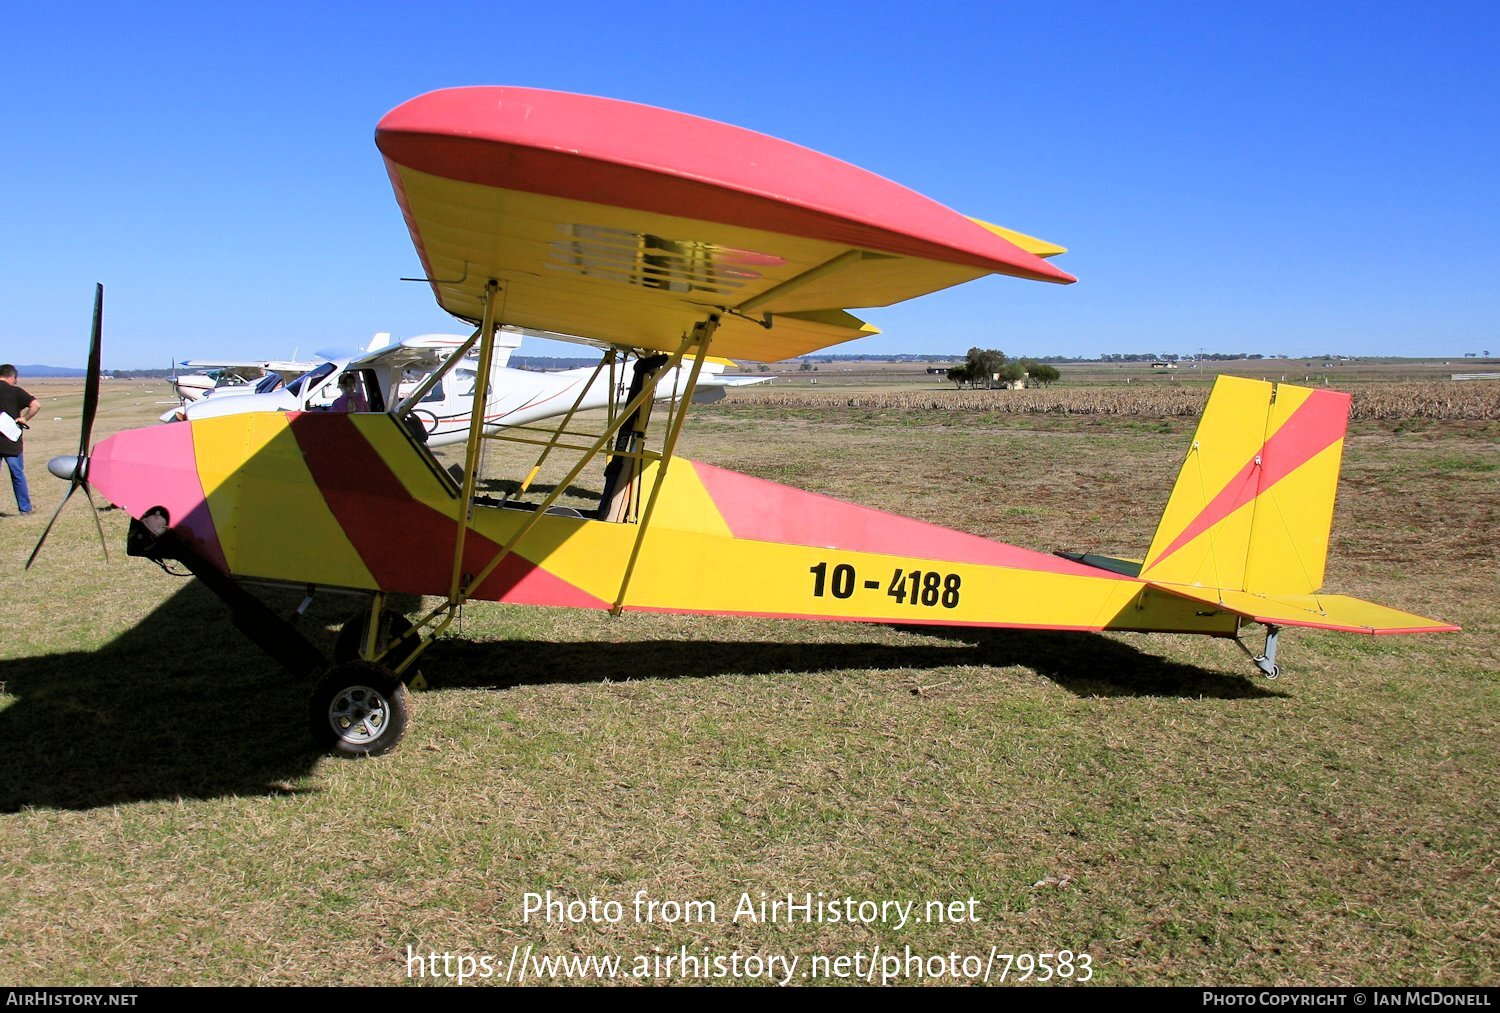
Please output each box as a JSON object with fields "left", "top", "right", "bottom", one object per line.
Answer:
{"left": 310, "top": 661, "right": 409, "bottom": 758}
{"left": 313, "top": 602, "right": 432, "bottom": 757}
{"left": 128, "top": 513, "right": 436, "bottom": 758}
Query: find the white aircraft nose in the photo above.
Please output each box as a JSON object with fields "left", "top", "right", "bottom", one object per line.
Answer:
{"left": 47, "top": 455, "right": 86, "bottom": 481}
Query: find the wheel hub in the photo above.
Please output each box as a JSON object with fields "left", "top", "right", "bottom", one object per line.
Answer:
{"left": 329, "top": 685, "right": 391, "bottom": 744}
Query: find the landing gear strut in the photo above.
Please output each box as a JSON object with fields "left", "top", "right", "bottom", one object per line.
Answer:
{"left": 334, "top": 608, "right": 428, "bottom": 690}
{"left": 1236, "top": 623, "right": 1281, "bottom": 679}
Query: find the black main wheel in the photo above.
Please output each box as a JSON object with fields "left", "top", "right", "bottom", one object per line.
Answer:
{"left": 335, "top": 611, "right": 423, "bottom": 678}
{"left": 310, "top": 661, "right": 409, "bottom": 758}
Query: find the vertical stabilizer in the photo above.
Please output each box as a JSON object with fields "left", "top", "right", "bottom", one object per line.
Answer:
{"left": 1140, "top": 377, "right": 1351, "bottom": 594}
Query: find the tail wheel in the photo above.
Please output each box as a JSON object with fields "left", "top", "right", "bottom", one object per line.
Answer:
{"left": 310, "top": 661, "right": 409, "bottom": 758}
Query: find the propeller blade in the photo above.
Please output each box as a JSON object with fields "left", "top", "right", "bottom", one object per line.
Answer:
{"left": 25, "top": 482, "right": 78, "bottom": 570}
{"left": 29, "top": 283, "right": 109, "bottom": 570}
{"left": 78, "top": 283, "right": 103, "bottom": 459}
{"left": 81, "top": 482, "right": 110, "bottom": 563}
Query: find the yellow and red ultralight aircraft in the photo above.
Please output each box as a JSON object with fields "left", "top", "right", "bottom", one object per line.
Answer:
{"left": 54, "top": 87, "right": 1457, "bottom": 756}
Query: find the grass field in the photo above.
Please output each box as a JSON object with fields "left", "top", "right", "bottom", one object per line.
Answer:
{"left": 0, "top": 377, "right": 1495, "bottom": 986}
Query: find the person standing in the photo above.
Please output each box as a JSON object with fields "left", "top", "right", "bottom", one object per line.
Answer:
{"left": 0, "top": 364, "right": 41, "bottom": 515}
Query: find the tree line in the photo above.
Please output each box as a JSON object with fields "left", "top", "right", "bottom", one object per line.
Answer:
{"left": 946, "top": 348, "right": 1060, "bottom": 388}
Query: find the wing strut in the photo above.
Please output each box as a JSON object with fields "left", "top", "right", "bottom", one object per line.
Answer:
{"left": 611, "top": 315, "right": 718, "bottom": 612}
{"left": 515, "top": 348, "right": 619, "bottom": 498}
{"left": 431, "top": 321, "right": 713, "bottom": 613}
{"left": 597, "top": 353, "right": 669, "bottom": 523}
{"left": 396, "top": 325, "right": 481, "bottom": 413}
{"left": 732, "top": 248, "right": 892, "bottom": 316}
{"left": 448, "top": 279, "right": 505, "bottom": 603}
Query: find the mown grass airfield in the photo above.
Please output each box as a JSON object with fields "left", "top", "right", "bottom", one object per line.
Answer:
{"left": 2, "top": 367, "right": 1494, "bottom": 985}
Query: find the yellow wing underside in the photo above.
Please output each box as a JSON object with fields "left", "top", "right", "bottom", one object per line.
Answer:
{"left": 393, "top": 165, "right": 1051, "bottom": 361}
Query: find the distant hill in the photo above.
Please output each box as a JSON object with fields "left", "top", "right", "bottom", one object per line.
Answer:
{"left": 8, "top": 365, "right": 175, "bottom": 379}
{"left": 11, "top": 364, "right": 87, "bottom": 377}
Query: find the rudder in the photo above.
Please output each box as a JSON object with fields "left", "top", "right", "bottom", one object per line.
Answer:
{"left": 1139, "top": 376, "right": 1351, "bottom": 595}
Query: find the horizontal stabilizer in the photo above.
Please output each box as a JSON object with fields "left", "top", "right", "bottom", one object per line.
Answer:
{"left": 1055, "top": 551, "right": 1142, "bottom": 577}
{"left": 967, "top": 218, "right": 1068, "bottom": 258}
{"left": 1148, "top": 583, "right": 1460, "bottom": 634}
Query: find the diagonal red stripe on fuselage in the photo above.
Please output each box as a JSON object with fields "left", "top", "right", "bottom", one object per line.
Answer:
{"left": 1147, "top": 389, "right": 1350, "bottom": 570}
{"left": 290, "top": 414, "right": 609, "bottom": 608}
{"left": 692, "top": 460, "right": 1126, "bottom": 579}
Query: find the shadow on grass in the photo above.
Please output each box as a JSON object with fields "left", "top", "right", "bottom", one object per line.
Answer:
{"left": 899, "top": 626, "right": 1286, "bottom": 700}
{"left": 0, "top": 582, "right": 330, "bottom": 813}
{"left": 427, "top": 625, "right": 1281, "bottom": 701}
{"left": 0, "top": 585, "right": 1277, "bottom": 812}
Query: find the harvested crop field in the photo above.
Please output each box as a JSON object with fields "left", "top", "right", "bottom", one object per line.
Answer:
{"left": 731, "top": 381, "right": 1500, "bottom": 420}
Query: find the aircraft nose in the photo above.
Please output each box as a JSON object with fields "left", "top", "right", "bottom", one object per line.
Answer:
{"left": 47, "top": 455, "right": 86, "bottom": 481}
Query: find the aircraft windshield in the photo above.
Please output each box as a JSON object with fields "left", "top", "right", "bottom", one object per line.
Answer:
{"left": 455, "top": 367, "right": 490, "bottom": 397}
{"left": 254, "top": 372, "right": 285, "bottom": 394}
{"left": 286, "top": 362, "right": 336, "bottom": 396}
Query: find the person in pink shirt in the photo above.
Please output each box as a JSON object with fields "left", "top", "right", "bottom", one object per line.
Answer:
{"left": 330, "top": 372, "right": 369, "bottom": 413}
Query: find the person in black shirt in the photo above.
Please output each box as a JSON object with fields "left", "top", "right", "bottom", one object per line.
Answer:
{"left": 0, "top": 364, "right": 41, "bottom": 515}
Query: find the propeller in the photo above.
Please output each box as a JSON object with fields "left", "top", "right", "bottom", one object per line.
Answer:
{"left": 27, "top": 283, "right": 110, "bottom": 569}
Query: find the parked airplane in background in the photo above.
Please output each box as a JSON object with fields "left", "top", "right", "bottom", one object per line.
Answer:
{"left": 168, "top": 358, "right": 318, "bottom": 403}
{"left": 159, "top": 333, "right": 486, "bottom": 422}
{"left": 170, "top": 329, "right": 767, "bottom": 447}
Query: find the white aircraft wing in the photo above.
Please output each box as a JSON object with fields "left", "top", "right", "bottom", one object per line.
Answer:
{"left": 180, "top": 358, "right": 320, "bottom": 373}
{"left": 347, "top": 331, "right": 522, "bottom": 372}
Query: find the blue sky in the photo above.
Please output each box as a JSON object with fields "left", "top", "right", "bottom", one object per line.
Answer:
{"left": 2, "top": 1, "right": 1497, "bottom": 367}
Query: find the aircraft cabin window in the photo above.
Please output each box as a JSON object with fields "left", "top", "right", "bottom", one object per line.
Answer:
{"left": 454, "top": 368, "right": 492, "bottom": 398}
{"left": 421, "top": 378, "right": 445, "bottom": 403}
{"left": 287, "top": 362, "right": 336, "bottom": 397}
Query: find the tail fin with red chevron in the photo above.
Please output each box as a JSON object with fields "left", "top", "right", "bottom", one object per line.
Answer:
{"left": 1139, "top": 377, "right": 1458, "bottom": 635}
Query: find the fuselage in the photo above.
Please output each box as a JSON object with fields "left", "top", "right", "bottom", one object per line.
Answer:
{"left": 89, "top": 410, "right": 1234, "bottom": 638}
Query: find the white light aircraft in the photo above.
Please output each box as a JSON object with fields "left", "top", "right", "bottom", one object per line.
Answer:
{"left": 170, "top": 330, "right": 766, "bottom": 447}
{"left": 168, "top": 358, "right": 319, "bottom": 403}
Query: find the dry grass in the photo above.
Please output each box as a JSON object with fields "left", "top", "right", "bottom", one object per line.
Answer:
{"left": 0, "top": 378, "right": 1495, "bottom": 986}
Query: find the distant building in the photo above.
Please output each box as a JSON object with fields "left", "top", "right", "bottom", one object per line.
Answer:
{"left": 1151, "top": 361, "right": 1178, "bottom": 370}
